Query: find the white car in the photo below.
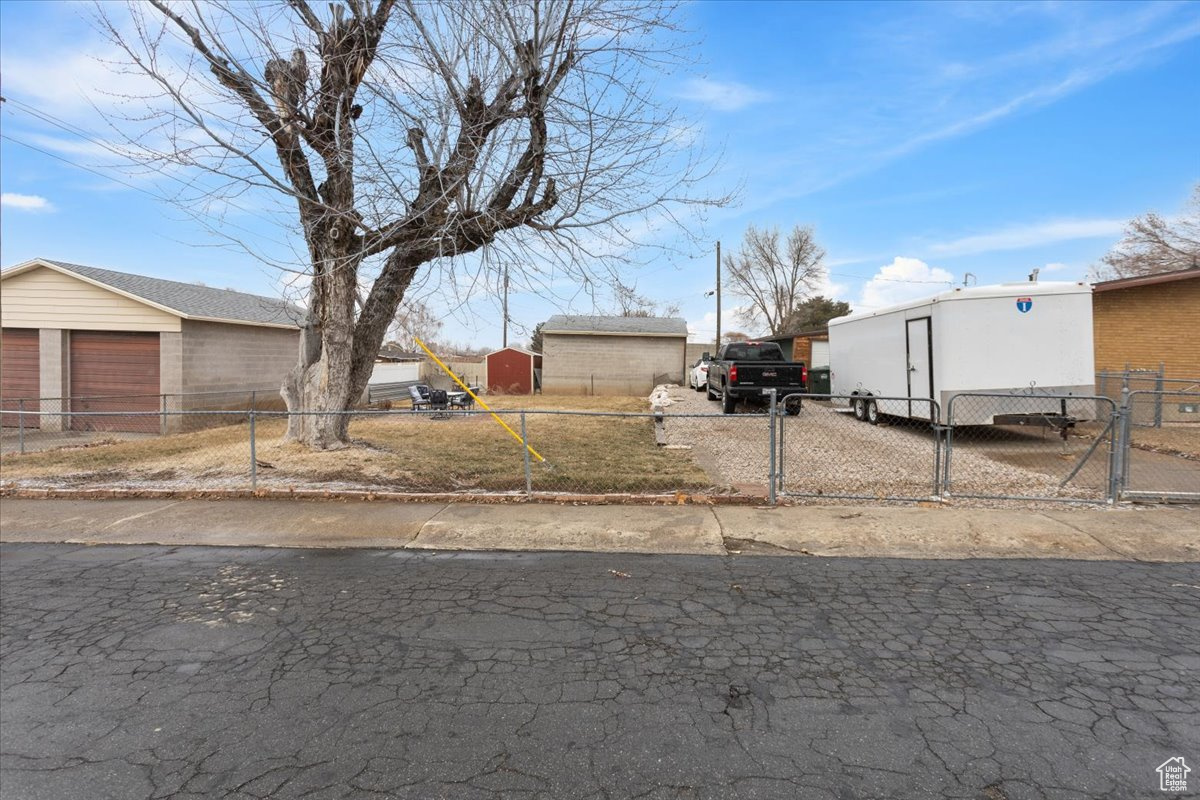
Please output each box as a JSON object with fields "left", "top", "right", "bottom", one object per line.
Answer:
{"left": 688, "top": 356, "right": 712, "bottom": 392}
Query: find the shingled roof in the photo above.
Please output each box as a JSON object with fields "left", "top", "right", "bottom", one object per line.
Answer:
{"left": 5, "top": 259, "right": 304, "bottom": 328}
{"left": 542, "top": 315, "right": 688, "bottom": 336}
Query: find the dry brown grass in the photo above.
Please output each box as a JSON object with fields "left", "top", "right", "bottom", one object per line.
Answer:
{"left": 0, "top": 396, "right": 713, "bottom": 493}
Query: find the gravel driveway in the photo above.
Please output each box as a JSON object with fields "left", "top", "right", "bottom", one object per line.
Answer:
{"left": 661, "top": 386, "right": 1107, "bottom": 502}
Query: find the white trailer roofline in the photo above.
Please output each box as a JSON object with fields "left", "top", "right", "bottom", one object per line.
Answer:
{"left": 829, "top": 281, "right": 1091, "bottom": 327}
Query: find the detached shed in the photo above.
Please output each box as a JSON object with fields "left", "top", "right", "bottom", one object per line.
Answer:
{"left": 758, "top": 328, "right": 829, "bottom": 366}
{"left": 541, "top": 315, "right": 688, "bottom": 395}
{"left": 485, "top": 347, "right": 541, "bottom": 394}
{"left": 1, "top": 258, "right": 302, "bottom": 432}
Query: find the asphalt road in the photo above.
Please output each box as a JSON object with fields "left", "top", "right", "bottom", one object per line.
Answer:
{"left": 1, "top": 544, "right": 1197, "bottom": 800}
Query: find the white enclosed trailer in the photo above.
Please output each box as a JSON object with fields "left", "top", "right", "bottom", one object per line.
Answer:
{"left": 827, "top": 281, "right": 1096, "bottom": 425}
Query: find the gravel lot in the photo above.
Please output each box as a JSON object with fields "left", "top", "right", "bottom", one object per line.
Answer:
{"left": 661, "top": 386, "right": 1106, "bottom": 502}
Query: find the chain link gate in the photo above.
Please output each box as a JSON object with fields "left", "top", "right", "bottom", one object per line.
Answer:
{"left": 1120, "top": 390, "right": 1200, "bottom": 503}
{"left": 943, "top": 394, "right": 1117, "bottom": 504}
{"left": 775, "top": 393, "right": 943, "bottom": 502}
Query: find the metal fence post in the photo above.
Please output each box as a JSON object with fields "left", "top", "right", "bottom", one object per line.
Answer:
{"left": 160, "top": 394, "right": 168, "bottom": 435}
{"left": 1154, "top": 364, "right": 1164, "bottom": 428}
{"left": 520, "top": 411, "right": 533, "bottom": 495}
{"left": 249, "top": 410, "right": 257, "bottom": 492}
{"left": 1116, "top": 388, "right": 1132, "bottom": 497}
{"left": 942, "top": 396, "right": 956, "bottom": 497}
{"left": 931, "top": 402, "right": 942, "bottom": 499}
{"left": 1106, "top": 403, "right": 1121, "bottom": 503}
{"left": 251, "top": 390, "right": 257, "bottom": 411}
{"left": 767, "top": 389, "right": 777, "bottom": 505}
{"left": 18, "top": 399, "right": 25, "bottom": 455}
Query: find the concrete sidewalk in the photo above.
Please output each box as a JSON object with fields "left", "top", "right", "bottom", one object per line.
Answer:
{"left": 1, "top": 498, "right": 1196, "bottom": 561}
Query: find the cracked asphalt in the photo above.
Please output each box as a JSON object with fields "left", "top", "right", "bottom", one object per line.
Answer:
{"left": 1, "top": 544, "right": 1197, "bottom": 800}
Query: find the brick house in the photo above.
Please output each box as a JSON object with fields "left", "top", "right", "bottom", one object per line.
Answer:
{"left": 540, "top": 315, "right": 688, "bottom": 395}
{"left": 1, "top": 258, "right": 302, "bottom": 431}
{"left": 1092, "top": 267, "right": 1200, "bottom": 379}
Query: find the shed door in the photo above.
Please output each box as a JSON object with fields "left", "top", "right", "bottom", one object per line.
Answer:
{"left": 905, "top": 318, "right": 933, "bottom": 421}
{"left": 810, "top": 340, "right": 829, "bottom": 367}
{"left": 1, "top": 328, "right": 40, "bottom": 428}
{"left": 70, "top": 331, "right": 160, "bottom": 432}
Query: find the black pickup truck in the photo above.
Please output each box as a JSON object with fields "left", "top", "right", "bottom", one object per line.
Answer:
{"left": 706, "top": 342, "right": 807, "bottom": 414}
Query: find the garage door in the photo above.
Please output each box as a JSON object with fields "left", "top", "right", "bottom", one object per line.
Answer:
{"left": 70, "top": 331, "right": 160, "bottom": 432}
{"left": 1, "top": 328, "right": 40, "bottom": 428}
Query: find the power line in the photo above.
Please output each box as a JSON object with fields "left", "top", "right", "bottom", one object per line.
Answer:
{"left": 0, "top": 132, "right": 295, "bottom": 251}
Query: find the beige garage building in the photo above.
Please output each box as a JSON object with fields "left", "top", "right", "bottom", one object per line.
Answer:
{"left": 1, "top": 258, "right": 302, "bottom": 432}
{"left": 540, "top": 315, "right": 688, "bottom": 395}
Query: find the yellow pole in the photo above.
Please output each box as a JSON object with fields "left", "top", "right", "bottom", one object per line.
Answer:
{"left": 414, "top": 337, "right": 545, "bottom": 463}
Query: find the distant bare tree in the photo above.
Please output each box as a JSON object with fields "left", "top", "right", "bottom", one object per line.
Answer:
{"left": 611, "top": 281, "right": 681, "bottom": 318}
{"left": 1094, "top": 185, "right": 1200, "bottom": 280}
{"left": 96, "top": 0, "right": 725, "bottom": 447}
{"left": 389, "top": 299, "right": 444, "bottom": 352}
{"left": 724, "top": 224, "right": 826, "bottom": 336}
{"left": 721, "top": 331, "right": 749, "bottom": 344}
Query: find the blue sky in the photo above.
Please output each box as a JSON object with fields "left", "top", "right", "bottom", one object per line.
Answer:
{"left": 2, "top": 0, "right": 1198, "bottom": 347}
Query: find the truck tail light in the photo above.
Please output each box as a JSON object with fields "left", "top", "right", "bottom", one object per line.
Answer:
{"left": 729, "top": 364, "right": 738, "bottom": 383}
{"left": 802, "top": 365, "right": 808, "bottom": 384}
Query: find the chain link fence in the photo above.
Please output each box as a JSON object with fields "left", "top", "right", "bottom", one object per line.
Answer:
{"left": 2, "top": 390, "right": 1196, "bottom": 503}
{"left": 777, "top": 393, "right": 942, "bottom": 501}
{"left": 1096, "top": 368, "right": 1200, "bottom": 427}
{"left": 1119, "top": 390, "right": 1200, "bottom": 502}
{"left": 943, "top": 394, "right": 1117, "bottom": 503}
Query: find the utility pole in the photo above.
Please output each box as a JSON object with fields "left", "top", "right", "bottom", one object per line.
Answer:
{"left": 715, "top": 240, "right": 722, "bottom": 349}
{"left": 502, "top": 267, "right": 509, "bottom": 349}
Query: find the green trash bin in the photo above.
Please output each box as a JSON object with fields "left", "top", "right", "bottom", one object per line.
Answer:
{"left": 808, "top": 366, "right": 831, "bottom": 396}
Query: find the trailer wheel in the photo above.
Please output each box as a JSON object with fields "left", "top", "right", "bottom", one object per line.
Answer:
{"left": 853, "top": 396, "right": 867, "bottom": 421}
{"left": 866, "top": 399, "right": 880, "bottom": 425}
{"left": 721, "top": 385, "right": 736, "bottom": 414}
{"left": 784, "top": 397, "right": 802, "bottom": 416}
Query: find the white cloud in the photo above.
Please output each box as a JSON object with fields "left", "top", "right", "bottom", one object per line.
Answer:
{"left": 0, "top": 193, "right": 56, "bottom": 212}
{"left": 689, "top": 305, "right": 751, "bottom": 342}
{"left": 678, "top": 78, "right": 771, "bottom": 112}
{"left": 859, "top": 257, "right": 955, "bottom": 309}
{"left": 1041, "top": 262, "right": 1070, "bottom": 272}
{"left": 927, "top": 219, "right": 1126, "bottom": 257}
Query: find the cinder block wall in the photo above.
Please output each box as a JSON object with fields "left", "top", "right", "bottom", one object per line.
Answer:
{"left": 180, "top": 320, "right": 299, "bottom": 409}
{"left": 685, "top": 342, "right": 716, "bottom": 365}
{"left": 542, "top": 334, "right": 686, "bottom": 395}
{"left": 1093, "top": 278, "right": 1200, "bottom": 379}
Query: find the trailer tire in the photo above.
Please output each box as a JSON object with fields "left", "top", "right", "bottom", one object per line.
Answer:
{"left": 784, "top": 397, "right": 802, "bottom": 416}
{"left": 721, "top": 385, "right": 736, "bottom": 414}
{"left": 866, "top": 399, "right": 880, "bottom": 425}
{"left": 853, "top": 395, "right": 867, "bottom": 421}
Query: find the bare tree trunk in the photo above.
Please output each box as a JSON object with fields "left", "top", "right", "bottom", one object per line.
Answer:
{"left": 281, "top": 247, "right": 420, "bottom": 449}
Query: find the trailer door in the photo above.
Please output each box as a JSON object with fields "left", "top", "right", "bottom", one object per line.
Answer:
{"left": 905, "top": 317, "right": 933, "bottom": 420}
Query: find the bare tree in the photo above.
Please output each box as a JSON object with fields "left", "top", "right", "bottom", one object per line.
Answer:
{"left": 610, "top": 280, "right": 681, "bottom": 318}
{"left": 1094, "top": 184, "right": 1200, "bottom": 280}
{"left": 389, "top": 299, "right": 444, "bottom": 352}
{"left": 95, "top": 0, "right": 724, "bottom": 447}
{"left": 724, "top": 224, "right": 826, "bottom": 336}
